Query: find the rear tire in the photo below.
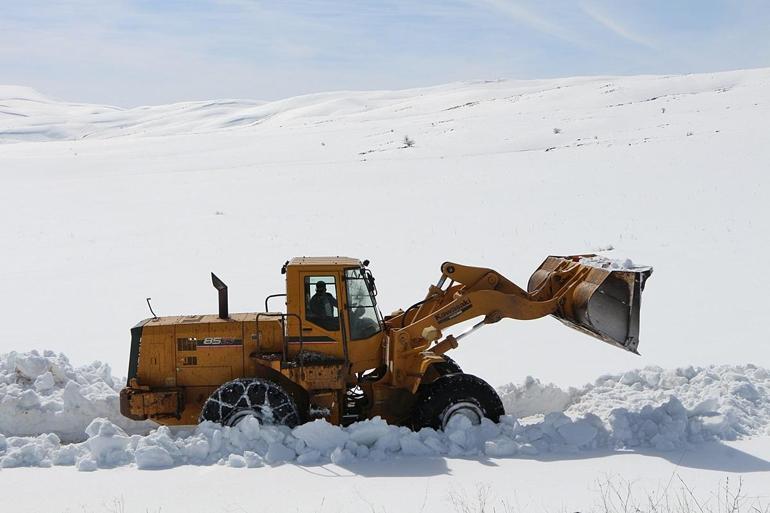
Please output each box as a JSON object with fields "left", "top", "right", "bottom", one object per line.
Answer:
{"left": 199, "top": 378, "right": 300, "bottom": 428}
{"left": 412, "top": 373, "right": 504, "bottom": 431}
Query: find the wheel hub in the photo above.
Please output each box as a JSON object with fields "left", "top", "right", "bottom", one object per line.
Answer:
{"left": 441, "top": 401, "right": 483, "bottom": 429}
{"left": 225, "top": 409, "right": 263, "bottom": 427}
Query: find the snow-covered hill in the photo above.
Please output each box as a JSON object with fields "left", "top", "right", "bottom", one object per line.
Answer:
{"left": 2, "top": 70, "right": 764, "bottom": 150}
{"left": 2, "top": 69, "right": 769, "bottom": 387}
{"left": 2, "top": 68, "right": 770, "bottom": 512}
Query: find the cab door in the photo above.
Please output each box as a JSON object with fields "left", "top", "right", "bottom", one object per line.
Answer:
{"left": 342, "top": 268, "right": 385, "bottom": 372}
{"left": 289, "top": 271, "right": 346, "bottom": 361}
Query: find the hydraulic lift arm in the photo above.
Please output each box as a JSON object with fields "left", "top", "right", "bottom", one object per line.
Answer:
{"left": 386, "top": 256, "right": 652, "bottom": 363}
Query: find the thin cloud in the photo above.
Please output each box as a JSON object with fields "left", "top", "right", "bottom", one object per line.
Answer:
{"left": 580, "top": 2, "right": 658, "bottom": 50}
{"left": 2, "top": 0, "right": 767, "bottom": 107}
{"left": 465, "top": 0, "right": 586, "bottom": 46}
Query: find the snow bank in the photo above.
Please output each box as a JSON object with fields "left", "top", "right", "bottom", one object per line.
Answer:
{"left": 500, "top": 364, "right": 770, "bottom": 440}
{"left": 0, "top": 390, "right": 742, "bottom": 470}
{"left": 2, "top": 352, "right": 769, "bottom": 470}
{"left": 0, "top": 350, "right": 154, "bottom": 442}
{"left": 0, "top": 414, "right": 591, "bottom": 469}
{"left": 498, "top": 376, "right": 579, "bottom": 418}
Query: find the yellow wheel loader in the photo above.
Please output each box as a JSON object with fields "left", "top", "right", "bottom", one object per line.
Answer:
{"left": 120, "top": 255, "right": 651, "bottom": 430}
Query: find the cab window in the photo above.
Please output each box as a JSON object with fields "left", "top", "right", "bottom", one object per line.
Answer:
{"left": 345, "top": 268, "right": 383, "bottom": 340}
{"left": 304, "top": 276, "right": 339, "bottom": 331}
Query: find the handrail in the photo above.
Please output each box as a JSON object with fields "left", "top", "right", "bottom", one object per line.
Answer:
{"left": 255, "top": 311, "right": 305, "bottom": 366}
{"left": 264, "top": 293, "right": 287, "bottom": 313}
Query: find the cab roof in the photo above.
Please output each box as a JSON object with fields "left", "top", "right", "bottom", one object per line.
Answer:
{"left": 288, "top": 256, "right": 362, "bottom": 267}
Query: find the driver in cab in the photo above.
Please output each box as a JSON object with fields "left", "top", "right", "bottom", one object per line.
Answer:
{"left": 309, "top": 281, "right": 338, "bottom": 330}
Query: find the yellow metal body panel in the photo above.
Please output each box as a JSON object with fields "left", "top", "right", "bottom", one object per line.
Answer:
{"left": 132, "top": 310, "right": 358, "bottom": 425}
{"left": 138, "top": 324, "right": 176, "bottom": 387}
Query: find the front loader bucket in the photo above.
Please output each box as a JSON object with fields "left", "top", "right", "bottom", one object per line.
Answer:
{"left": 527, "top": 255, "right": 652, "bottom": 354}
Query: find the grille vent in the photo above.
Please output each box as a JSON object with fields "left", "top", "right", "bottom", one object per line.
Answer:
{"left": 182, "top": 356, "right": 198, "bottom": 366}
{"left": 177, "top": 338, "right": 197, "bottom": 351}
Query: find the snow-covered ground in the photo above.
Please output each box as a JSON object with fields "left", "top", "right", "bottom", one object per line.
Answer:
{"left": 4, "top": 439, "right": 770, "bottom": 513}
{"left": 1, "top": 68, "right": 770, "bottom": 510}
{"left": 1, "top": 349, "right": 770, "bottom": 510}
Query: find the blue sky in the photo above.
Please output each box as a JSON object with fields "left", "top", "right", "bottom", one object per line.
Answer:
{"left": 1, "top": 0, "right": 769, "bottom": 106}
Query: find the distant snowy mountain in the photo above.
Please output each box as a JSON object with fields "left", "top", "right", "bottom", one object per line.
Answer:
{"left": 2, "top": 68, "right": 766, "bottom": 146}
{"left": 0, "top": 85, "right": 266, "bottom": 142}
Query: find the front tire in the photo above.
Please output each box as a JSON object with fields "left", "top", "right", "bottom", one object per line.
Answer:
{"left": 199, "top": 378, "right": 300, "bottom": 427}
{"left": 412, "top": 373, "right": 504, "bottom": 430}
{"left": 436, "top": 355, "right": 462, "bottom": 375}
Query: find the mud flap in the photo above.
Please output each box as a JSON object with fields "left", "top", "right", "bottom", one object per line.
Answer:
{"left": 528, "top": 256, "right": 652, "bottom": 354}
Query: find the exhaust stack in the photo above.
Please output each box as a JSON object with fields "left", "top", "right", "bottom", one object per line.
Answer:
{"left": 211, "top": 273, "right": 229, "bottom": 319}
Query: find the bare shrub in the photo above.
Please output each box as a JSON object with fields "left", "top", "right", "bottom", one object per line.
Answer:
{"left": 444, "top": 476, "right": 767, "bottom": 513}
{"left": 595, "top": 474, "right": 768, "bottom": 513}
{"left": 448, "top": 483, "right": 516, "bottom": 513}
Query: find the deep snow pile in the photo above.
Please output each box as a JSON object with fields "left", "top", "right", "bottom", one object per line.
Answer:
{"left": 0, "top": 397, "right": 694, "bottom": 470}
{"left": 2, "top": 351, "right": 770, "bottom": 470}
{"left": 0, "top": 351, "right": 154, "bottom": 442}
{"left": 499, "top": 365, "right": 770, "bottom": 440}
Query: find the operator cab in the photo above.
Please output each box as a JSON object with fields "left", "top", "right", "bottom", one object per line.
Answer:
{"left": 282, "top": 257, "right": 384, "bottom": 371}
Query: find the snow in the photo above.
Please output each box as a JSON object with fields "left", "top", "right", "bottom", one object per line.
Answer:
{"left": 1, "top": 68, "right": 770, "bottom": 389}
{"left": 2, "top": 437, "right": 770, "bottom": 512}
{"left": 499, "top": 364, "right": 770, "bottom": 440}
{"left": 293, "top": 419, "right": 349, "bottom": 452}
{"left": 578, "top": 254, "right": 649, "bottom": 271}
{"left": 1, "top": 355, "right": 768, "bottom": 470}
{"left": 1, "top": 67, "right": 770, "bottom": 510}
{"left": 0, "top": 350, "right": 154, "bottom": 441}
{"left": 499, "top": 375, "right": 578, "bottom": 418}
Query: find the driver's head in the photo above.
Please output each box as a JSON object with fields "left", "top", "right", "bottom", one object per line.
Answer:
{"left": 315, "top": 281, "right": 326, "bottom": 293}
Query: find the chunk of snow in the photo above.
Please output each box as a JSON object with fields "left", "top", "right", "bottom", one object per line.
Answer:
{"left": 76, "top": 456, "right": 98, "bottom": 472}
{"left": 265, "top": 442, "right": 295, "bottom": 465}
{"left": 134, "top": 446, "right": 174, "bottom": 469}
{"left": 226, "top": 454, "right": 246, "bottom": 468}
{"left": 292, "top": 419, "right": 349, "bottom": 453}
{"left": 556, "top": 420, "right": 598, "bottom": 447}
{"left": 347, "top": 417, "right": 391, "bottom": 446}
{"left": 243, "top": 450, "right": 263, "bottom": 468}
{"left": 13, "top": 352, "right": 50, "bottom": 380}
{"left": 34, "top": 372, "right": 55, "bottom": 392}
{"left": 498, "top": 376, "right": 576, "bottom": 418}
{"left": 484, "top": 437, "right": 518, "bottom": 457}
